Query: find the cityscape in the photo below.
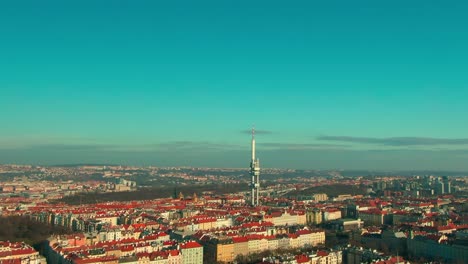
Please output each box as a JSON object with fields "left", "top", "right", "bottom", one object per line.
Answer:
{"left": 1, "top": 1, "right": 468, "bottom": 264}
{"left": 1, "top": 132, "right": 467, "bottom": 263}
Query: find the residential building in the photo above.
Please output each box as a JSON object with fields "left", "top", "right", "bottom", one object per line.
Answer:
{"left": 179, "top": 241, "right": 203, "bottom": 264}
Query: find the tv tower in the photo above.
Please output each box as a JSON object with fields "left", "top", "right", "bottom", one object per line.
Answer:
{"left": 250, "top": 127, "right": 260, "bottom": 206}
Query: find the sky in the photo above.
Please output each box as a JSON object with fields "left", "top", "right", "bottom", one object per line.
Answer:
{"left": 1, "top": 1, "right": 468, "bottom": 170}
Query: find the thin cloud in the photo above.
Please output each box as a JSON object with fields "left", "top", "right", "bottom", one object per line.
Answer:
{"left": 10, "top": 143, "right": 120, "bottom": 151}
{"left": 155, "top": 141, "right": 243, "bottom": 151}
{"left": 11, "top": 141, "right": 245, "bottom": 153}
{"left": 241, "top": 129, "right": 273, "bottom": 135}
{"left": 318, "top": 136, "right": 468, "bottom": 146}
{"left": 259, "top": 142, "right": 347, "bottom": 150}
{"left": 29, "top": 144, "right": 119, "bottom": 151}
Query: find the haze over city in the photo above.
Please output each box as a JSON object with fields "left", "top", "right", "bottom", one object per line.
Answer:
{"left": 2, "top": 1, "right": 468, "bottom": 170}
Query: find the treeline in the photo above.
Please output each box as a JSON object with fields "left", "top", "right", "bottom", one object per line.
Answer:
{"left": 233, "top": 245, "right": 317, "bottom": 264}
{"left": 286, "top": 184, "right": 368, "bottom": 198}
{"left": 57, "top": 183, "right": 249, "bottom": 205}
{"left": 0, "top": 216, "right": 72, "bottom": 245}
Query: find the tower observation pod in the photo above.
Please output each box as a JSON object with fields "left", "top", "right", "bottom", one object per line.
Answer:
{"left": 250, "top": 127, "right": 261, "bottom": 206}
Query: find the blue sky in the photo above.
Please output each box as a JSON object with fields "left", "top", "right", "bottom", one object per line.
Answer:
{"left": 1, "top": 1, "right": 468, "bottom": 170}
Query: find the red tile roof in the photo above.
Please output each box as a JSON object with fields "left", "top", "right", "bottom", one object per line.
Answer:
{"left": 179, "top": 241, "right": 202, "bottom": 249}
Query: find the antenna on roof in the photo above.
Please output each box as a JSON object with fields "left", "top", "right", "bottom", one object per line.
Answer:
{"left": 252, "top": 125, "right": 255, "bottom": 140}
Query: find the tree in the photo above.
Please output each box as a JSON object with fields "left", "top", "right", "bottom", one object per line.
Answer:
{"left": 0, "top": 216, "right": 72, "bottom": 245}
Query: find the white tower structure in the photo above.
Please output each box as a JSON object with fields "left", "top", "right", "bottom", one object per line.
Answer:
{"left": 250, "top": 127, "right": 260, "bottom": 206}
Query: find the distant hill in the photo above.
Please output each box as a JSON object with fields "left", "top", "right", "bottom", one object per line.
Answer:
{"left": 56, "top": 183, "right": 248, "bottom": 205}
{"left": 285, "top": 184, "right": 368, "bottom": 198}
{"left": 50, "top": 163, "right": 118, "bottom": 167}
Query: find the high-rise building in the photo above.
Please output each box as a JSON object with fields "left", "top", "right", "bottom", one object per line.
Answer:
{"left": 250, "top": 127, "right": 260, "bottom": 206}
{"left": 435, "top": 178, "right": 445, "bottom": 195}
{"left": 443, "top": 176, "right": 451, "bottom": 194}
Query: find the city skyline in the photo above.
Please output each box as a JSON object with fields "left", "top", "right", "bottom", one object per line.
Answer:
{"left": 2, "top": 1, "right": 468, "bottom": 170}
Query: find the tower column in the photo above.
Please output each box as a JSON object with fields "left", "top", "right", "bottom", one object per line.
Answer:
{"left": 250, "top": 127, "right": 261, "bottom": 206}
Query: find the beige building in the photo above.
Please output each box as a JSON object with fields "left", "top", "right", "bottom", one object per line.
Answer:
{"left": 306, "top": 209, "right": 323, "bottom": 225}
{"left": 214, "top": 239, "right": 234, "bottom": 264}
{"left": 266, "top": 236, "right": 279, "bottom": 251}
{"left": 232, "top": 237, "right": 249, "bottom": 257}
{"left": 203, "top": 238, "right": 234, "bottom": 264}
{"left": 95, "top": 216, "right": 118, "bottom": 226}
{"left": 247, "top": 237, "right": 261, "bottom": 253}
{"left": 297, "top": 229, "right": 326, "bottom": 246}
{"left": 313, "top": 193, "right": 328, "bottom": 202}
{"left": 203, "top": 229, "right": 327, "bottom": 262}
{"left": 216, "top": 241, "right": 235, "bottom": 263}
{"left": 310, "top": 250, "right": 342, "bottom": 264}
{"left": 265, "top": 211, "right": 306, "bottom": 226}
{"left": 323, "top": 209, "right": 342, "bottom": 222}
{"left": 289, "top": 234, "right": 300, "bottom": 248}
{"left": 196, "top": 218, "right": 217, "bottom": 230}
{"left": 258, "top": 237, "right": 269, "bottom": 253}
